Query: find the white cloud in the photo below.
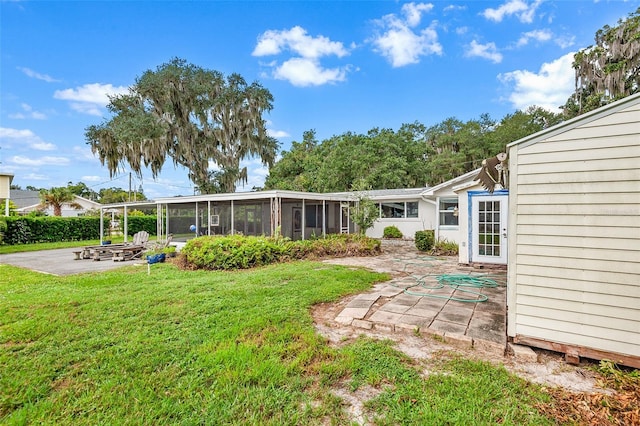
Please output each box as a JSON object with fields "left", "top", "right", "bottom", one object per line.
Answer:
{"left": 273, "top": 58, "right": 349, "bottom": 87}
{"left": 253, "top": 26, "right": 349, "bottom": 59}
{"left": 482, "top": 0, "right": 542, "bottom": 24}
{"left": 554, "top": 34, "right": 575, "bottom": 49}
{"left": 253, "top": 26, "right": 354, "bottom": 86}
{"left": 10, "top": 155, "right": 70, "bottom": 166}
{"left": 17, "top": 67, "right": 60, "bottom": 83}
{"left": 465, "top": 40, "right": 503, "bottom": 63}
{"left": 0, "top": 127, "right": 57, "bottom": 151}
{"left": 444, "top": 5, "right": 466, "bottom": 13}
{"left": 371, "top": 5, "right": 442, "bottom": 68}
{"left": 54, "top": 83, "right": 129, "bottom": 116}
{"left": 498, "top": 52, "right": 575, "bottom": 112}
{"left": 8, "top": 103, "right": 47, "bottom": 120}
{"left": 237, "top": 158, "right": 269, "bottom": 190}
{"left": 23, "top": 173, "right": 50, "bottom": 181}
{"left": 31, "top": 142, "right": 57, "bottom": 151}
{"left": 401, "top": 2, "right": 434, "bottom": 27}
{"left": 81, "top": 175, "right": 102, "bottom": 182}
{"left": 516, "top": 29, "right": 552, "bottom": 47}
{"left": 267, "top": 129, "right": 290, "bottom": 138}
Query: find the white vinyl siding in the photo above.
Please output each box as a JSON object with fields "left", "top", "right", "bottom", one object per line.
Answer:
{"left": 507, "top": 96, "right": 640, "bottom": 360}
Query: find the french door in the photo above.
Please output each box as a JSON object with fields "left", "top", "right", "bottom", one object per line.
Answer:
{"left": 471, "top": 194, "right": 508, "bottom": 264}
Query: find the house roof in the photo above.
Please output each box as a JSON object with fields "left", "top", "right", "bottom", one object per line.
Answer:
{"left": 148, "top": 189, "right": 355, "bottom": 206}
{"left": 508, "top": 92, "right": 640, "bottom": 150}
{"left": 326, "top": 187, "right": 427, "bottom": 200}
{"left": 420, "top": 168, "right": 481, "bottom": 196}
{"left": 9, "top": 190, "right": 41, "bottom": 209}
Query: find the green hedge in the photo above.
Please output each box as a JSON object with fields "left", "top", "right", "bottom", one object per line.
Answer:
{"left": 181, "top": 233, "right": 381, "bottom": 270}
{"left": 415, "top": 230, "right": 435, "bottom": 252}
{"left": 3, "top": 216, "right": 101, "bottom": 245}
{"left": 122, "top": 215, "right": 157, "bottom": 236}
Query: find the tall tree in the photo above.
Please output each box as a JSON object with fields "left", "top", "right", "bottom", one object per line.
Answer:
{"left": 86, "top": 58, "right": 277, "bottom": 194}
{"left": 39, "top": 187, "right": 81, "bottom": 216}
{"left": 66, "top": 181, "right": 98, "bottom": 200}
{"left": 263, "top": 130, "right": 319, "bottom": 191}
{"left": 98, "top": 187, "right": 146, "bottom": 204}
{"left": 563, "top": 8, "right": 640, "bottom": 117}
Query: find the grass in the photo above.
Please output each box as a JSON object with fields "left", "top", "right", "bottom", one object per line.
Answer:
{"left": 1, "top": 259, "right": 558, "bottom": 425}
{"left": 0, "top": 238, "right": 126, "bottom": 255}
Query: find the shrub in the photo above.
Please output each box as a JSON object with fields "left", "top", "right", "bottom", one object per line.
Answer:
{"left": 383, "top": 225, "right": 403, "bottom": 239}
{"left": 432, "top": 239, "right": 459, "bottom": 256}
{"left": 0, "top": 217, "right": 6, "bottom": 244}
{"left": 415, "top": 230, "right": 435, "bottom": 252}
{"left": 3, "top": 216, "right": 100, "bottom": 244}
{"left": 180, "top": 233, "right": 381, "bottom": 270}
{"left": 123, "top": 215, "right": 156, "bottom": 236}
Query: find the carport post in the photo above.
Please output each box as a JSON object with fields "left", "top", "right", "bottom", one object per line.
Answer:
{"left": 99, "top": 208, "right": 104, "bottom": 243}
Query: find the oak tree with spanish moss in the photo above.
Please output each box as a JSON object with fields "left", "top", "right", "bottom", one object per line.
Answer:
{"left": 86, "top": 58, "right": 277, "bottom": 194}
{"left": 563, "top": 8, "right": 640, "bottom": 117}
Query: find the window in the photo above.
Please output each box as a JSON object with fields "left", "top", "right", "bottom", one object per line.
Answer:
{"left": 406, "top": 202, "right": 419, "bottom": 218}
{"left": 439, "top": 198, "right": 459, "bottom": 226}
{"left": 381, "top": 202, "right": 405, "bottom": 218}
{"left": 379, "top": 201, "right": 419, "bottom": 219}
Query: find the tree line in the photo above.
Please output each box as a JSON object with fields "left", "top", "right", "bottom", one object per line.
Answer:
{"left": 263, "top": 108, "right": 562, "bottom": 192}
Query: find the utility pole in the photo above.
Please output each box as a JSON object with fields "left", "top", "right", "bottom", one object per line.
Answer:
{"left": 128, "top": 172, "right": 132, "bottom": 202}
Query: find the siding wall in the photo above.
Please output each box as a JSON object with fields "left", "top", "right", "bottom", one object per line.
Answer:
{"left": 507, "top": 100, "right": 640, "bottom": 359}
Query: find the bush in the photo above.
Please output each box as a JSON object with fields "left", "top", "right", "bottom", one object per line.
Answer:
{"left": 3, "top": 216, "right": 101, "bottom": 244}
{"left": 0, "top": 217, "right": 7, "bottom": 244}
{"left": 432, "top": 239, "right": 459, "bottom": 256}
{"left": 180, "top": 233, "right": 381, "bottom": 270}
{"left": 123, "top": 215, "right": 156, "bottom": 236}
{"left": 415, "top": 230, "right": 435, "bottom": 252}
{"left": 383, "top": 226, "right": 403, "bottom": 239}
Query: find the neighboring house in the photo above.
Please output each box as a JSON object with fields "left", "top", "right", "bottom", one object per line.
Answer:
{"left": 14, "top": 191, "right": 101, "bottom": 217}
{"left": 506, "top": 93, "right": 640, "bottom": 368}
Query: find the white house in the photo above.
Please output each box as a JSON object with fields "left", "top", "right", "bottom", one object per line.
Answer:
{"left": 14, "top": 191, "right": 102, "bottom": 217}
{"left": 506, "top": 93, "right": 640, "bottom": 368}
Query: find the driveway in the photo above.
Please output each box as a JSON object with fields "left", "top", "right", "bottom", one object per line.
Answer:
{"left": 0, "top": 248, "right": 147, "bottom": 276}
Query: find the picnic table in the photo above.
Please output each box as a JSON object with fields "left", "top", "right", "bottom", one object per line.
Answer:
{"left": 110, "top": 245, "right": 145, "bottom": 262}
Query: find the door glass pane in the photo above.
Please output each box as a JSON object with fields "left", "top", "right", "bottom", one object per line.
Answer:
{"left": 477, "top": 198, "right": 501, "bottom": 258}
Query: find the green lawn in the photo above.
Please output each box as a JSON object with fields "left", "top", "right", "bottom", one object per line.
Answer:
{"left": 0, "top": 238, "right": 126, "bottom": 255}
{"left": 1, "top": 261, "right": 554, "bottom": 425}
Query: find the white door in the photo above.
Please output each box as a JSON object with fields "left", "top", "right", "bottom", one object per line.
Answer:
{"left": 471, "top": 194, "right": 508, "bottom": 264}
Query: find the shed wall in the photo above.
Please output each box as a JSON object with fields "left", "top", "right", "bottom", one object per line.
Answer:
{"left": 508, "top": 101, "right": 640, "bottom": 360}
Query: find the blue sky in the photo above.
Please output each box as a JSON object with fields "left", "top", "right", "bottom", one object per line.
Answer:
{"left": 1, "top": 0, "right": 638, "bottom": 199}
